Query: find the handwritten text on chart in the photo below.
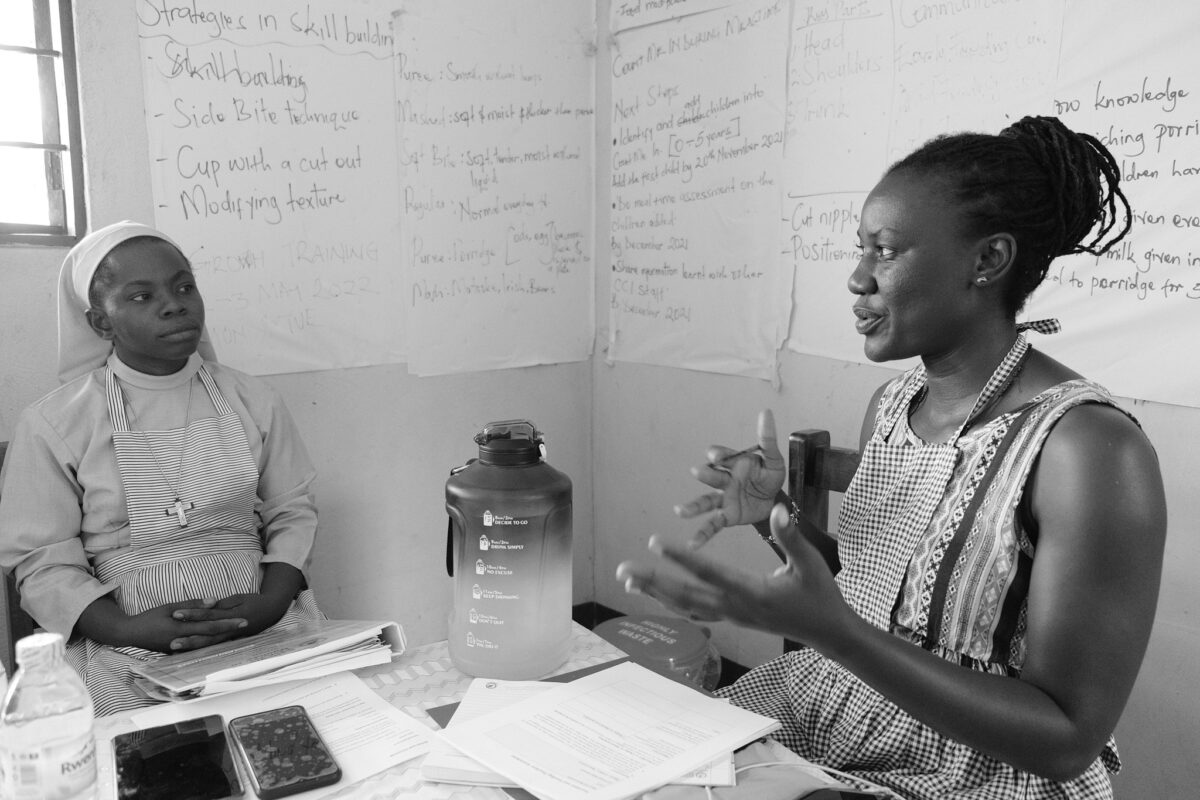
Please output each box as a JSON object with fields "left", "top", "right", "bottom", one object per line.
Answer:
{"left": 138, "top": 0, "right": 405, "bottom": 373}
{"left": 391, "top": 1, "right": 595, "bottom": 374}
{"left": 137, "top": 6, "right": 394, "bottom": 49}
{"left": 396, "top": 41, "right": 594, "bottom": 308}
{"left": 610, "top": 81, "right": 781, "bottom": 326}
{"left": 604, "top": 0, "right": 791, "bottom": 382}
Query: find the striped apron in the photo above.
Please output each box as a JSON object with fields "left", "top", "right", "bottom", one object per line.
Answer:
{"left": 69, "top": 365, "right": 319, "bottom": 716}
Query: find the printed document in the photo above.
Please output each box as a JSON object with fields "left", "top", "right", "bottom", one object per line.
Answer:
{"left": 422, "top": 678, "right": 734, "bottom": 788}
{"left": 439, "top": 661, "right": 779, "bottom": 800}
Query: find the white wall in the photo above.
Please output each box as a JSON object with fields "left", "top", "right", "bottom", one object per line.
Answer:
{"left": 0, "top": 3, "right": 596, "bottom": 650}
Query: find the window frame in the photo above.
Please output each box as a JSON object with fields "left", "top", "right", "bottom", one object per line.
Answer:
{"left": 0, "top": 0, "right": 86, "bottom": 247}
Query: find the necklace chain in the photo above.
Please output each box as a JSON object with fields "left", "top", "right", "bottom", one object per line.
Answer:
{"left": 136, "top": 377, "right": 195, "bottom": 526}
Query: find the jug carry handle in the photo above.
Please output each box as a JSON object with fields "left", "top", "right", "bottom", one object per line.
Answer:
{"left": 446, "top": 460, "right": 474, "bottom": 577}
{"left": 445, "top": 507, "right": 469, "bottom": 577}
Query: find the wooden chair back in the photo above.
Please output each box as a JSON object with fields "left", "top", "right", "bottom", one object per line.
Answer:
{"left": 1, "top": 441, "right": 39, "bottom": 677}
{"left": 783, "top": 430, "right": 861, "bottom": 653}
{"left": 787, "top": 429, "right": 861, "bottom": 530}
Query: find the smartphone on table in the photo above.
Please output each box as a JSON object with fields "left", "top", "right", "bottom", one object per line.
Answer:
{"left": 227, "top": 705, "right": 341, "bottom": 799}
{"left": 112, "top": 714, "right": 242, "bottom": 800}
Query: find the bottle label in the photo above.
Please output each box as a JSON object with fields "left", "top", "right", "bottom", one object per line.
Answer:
{"left": 479, "top": 533, "right": 525, "bottom": 551}
{"left": 481, "top": 512, "right": 530, "bottom": 530}
{"left": 0, "top": 731, "right": 96, "bottom": 800}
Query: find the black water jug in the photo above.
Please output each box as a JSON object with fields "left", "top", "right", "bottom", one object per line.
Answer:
{"left": 445, "top": 420, "right": 573, "bottom": 678}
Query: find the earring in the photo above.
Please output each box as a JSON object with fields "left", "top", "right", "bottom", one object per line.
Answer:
{"left": 976, "top": 276, "right": 988, "bottom": 285}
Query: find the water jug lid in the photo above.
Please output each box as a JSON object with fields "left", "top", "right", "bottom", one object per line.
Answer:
{"left": 475, "top": 419, "right": 544, "bottom": 466}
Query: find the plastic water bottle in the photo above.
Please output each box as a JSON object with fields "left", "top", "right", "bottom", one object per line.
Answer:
{"left": 0, "top": 632, "right": 97, "bottom": 800}
{"left": 446, "top": 420, "right": 573, "bottom": 679}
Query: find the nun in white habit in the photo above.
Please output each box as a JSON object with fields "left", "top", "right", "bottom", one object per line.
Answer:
{"left": 0, "top": 221, "right": 322, "bottom": 715}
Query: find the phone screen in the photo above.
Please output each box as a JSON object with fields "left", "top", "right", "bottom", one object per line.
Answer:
{"left": 113, "top": 714, "right": 242, "bottom": 800}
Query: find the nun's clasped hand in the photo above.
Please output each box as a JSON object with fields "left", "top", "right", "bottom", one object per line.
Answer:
{"left": 616, "top": 504, "right": 852, "bottom": 644}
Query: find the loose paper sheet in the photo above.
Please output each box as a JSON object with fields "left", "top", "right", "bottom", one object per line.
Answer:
{"left": 394, "top": 0, "right": 596, "bottom": 375}
{"left": 782, "top": 0, "right": 1062, "bottom": 370}
{"left": 136, "top": 0, "right": 406, "bottom": 375}
{"left": 422, "top": 678, "right": 733, "bottom": 788}
{"left": 1021, "top": 0, "right": 1200, "bottom": 407}
{"left": 440, "top": 661, "right": 779, "bottom": 800}
{"left": 778, "top": 0, "right": 1200, "bottom": 407}
{"left": 607, "top": 0, "right": 793, "bottom": 380}
{"left": 610, "top": 0, "right": 732, "bottom": 34}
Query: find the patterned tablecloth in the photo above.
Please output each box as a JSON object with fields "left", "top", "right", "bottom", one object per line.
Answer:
{"left": 321, "top": 622, "right": 628, "bottom": 799}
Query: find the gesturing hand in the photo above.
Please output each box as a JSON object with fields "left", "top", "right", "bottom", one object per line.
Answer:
{"left": 674, "top": 409, "right": 785, "bottom": 548}
{"left": 617, "top": 504, "right": 853, "bottom": 646}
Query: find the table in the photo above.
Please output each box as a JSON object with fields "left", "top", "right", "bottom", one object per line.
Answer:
{"left": 98, "top": 623, "right": 628, "bottom": 799}
{"left": 330, "top": 623, "right": 628, "bottom": 798}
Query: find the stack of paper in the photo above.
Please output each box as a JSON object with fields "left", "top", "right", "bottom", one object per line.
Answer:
{"left": 130, "top": 619, "right": 405, "bottom": 701}
{"left": 425, "top": 661, "right": 779, "bottom": 800}
{"left": 422, "top": 679, "right": 735, "bottom": 790}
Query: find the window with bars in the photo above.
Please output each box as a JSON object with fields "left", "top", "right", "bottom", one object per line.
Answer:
{"left": 1, "top": 0, "right": 84, "bottom": 246}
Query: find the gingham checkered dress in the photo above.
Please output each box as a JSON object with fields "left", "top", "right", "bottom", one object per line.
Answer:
{"left": 719, "top": 333, "right": 1126, "bottom": 799}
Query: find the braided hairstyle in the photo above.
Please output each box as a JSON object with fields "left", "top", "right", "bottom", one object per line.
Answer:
{"left": 887, "top": 115, "right": 1132, "bottom": 315}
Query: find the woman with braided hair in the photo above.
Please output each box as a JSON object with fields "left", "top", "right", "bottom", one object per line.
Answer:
{"left": 618, "top": 116, "right": 1166, "bottom": 799}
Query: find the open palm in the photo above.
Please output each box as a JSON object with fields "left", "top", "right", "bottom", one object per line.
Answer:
{"left": 675, "top": 409, "right": 786, "bottom": 547}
